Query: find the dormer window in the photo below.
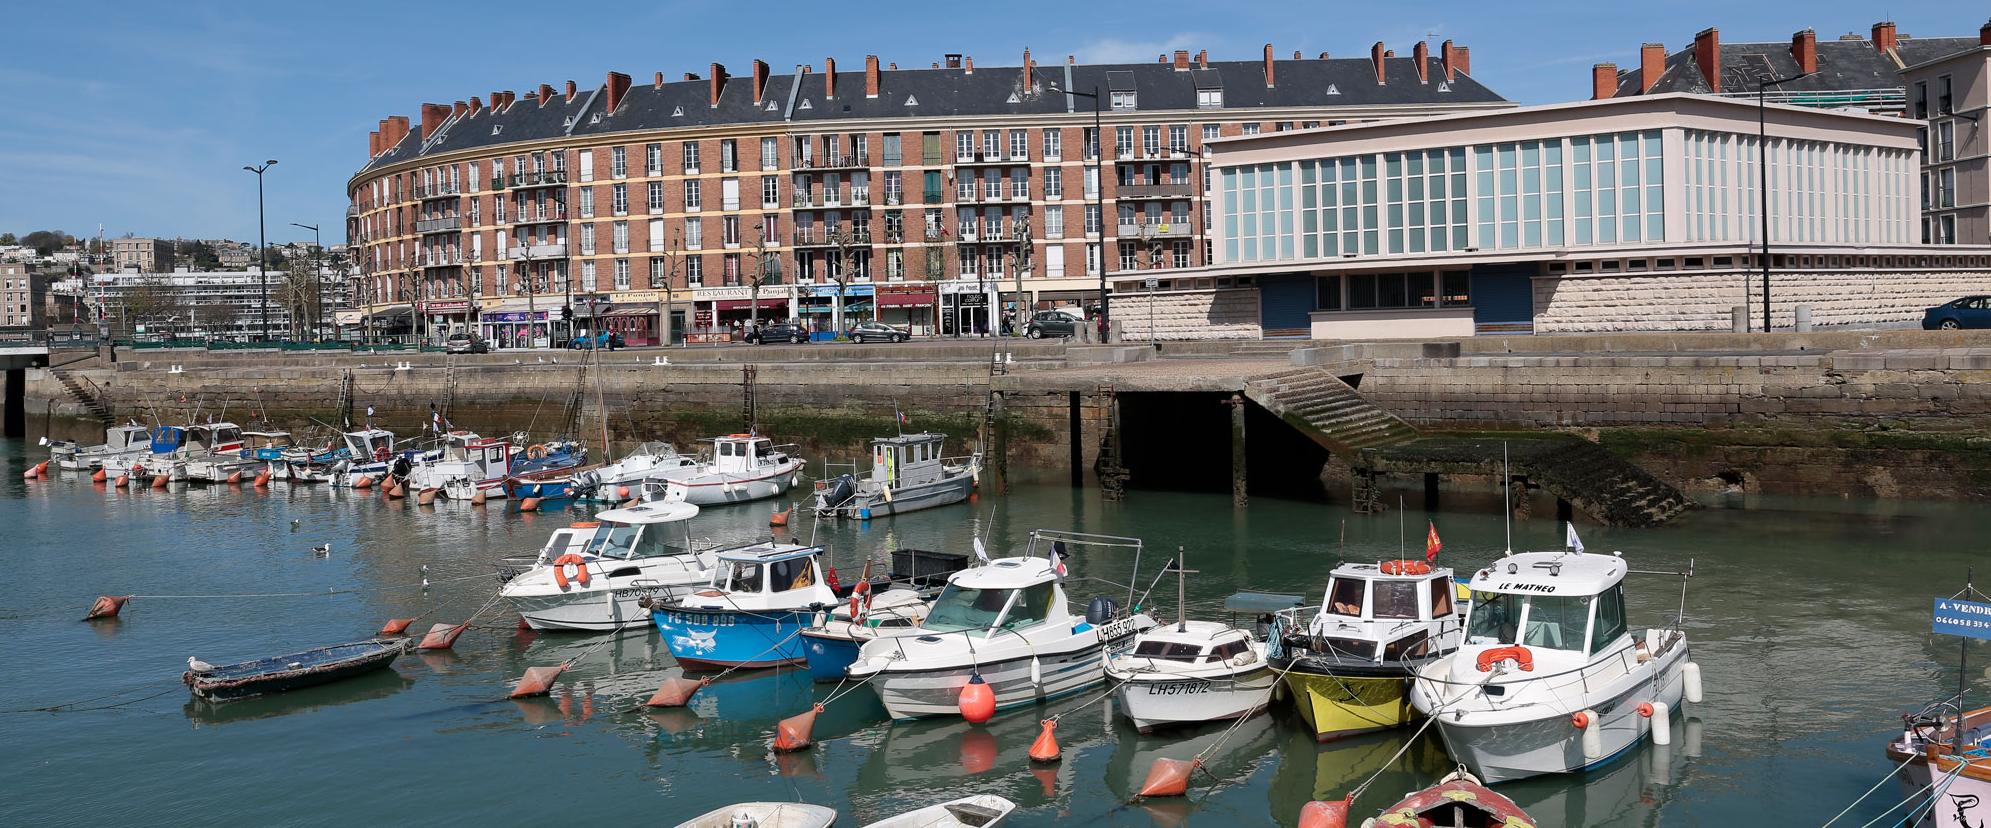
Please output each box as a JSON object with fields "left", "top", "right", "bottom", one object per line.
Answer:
{"left": 1196, "top": 89, "right": 1223, "bottom": 108}
{"left": 1110, "top": 91, "right": 1138, "bottom": 110}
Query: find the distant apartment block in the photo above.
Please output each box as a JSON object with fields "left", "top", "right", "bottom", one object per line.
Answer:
{"left": 110, "top": 237, "right": 173, "bottom": 273}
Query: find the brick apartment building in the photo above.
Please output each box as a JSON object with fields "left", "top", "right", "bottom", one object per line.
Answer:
{"left": 110, "top": 236, "right": 173, "bottom": 273}
{"left": 0, "top": 262, "right": 48, "bottom": 329}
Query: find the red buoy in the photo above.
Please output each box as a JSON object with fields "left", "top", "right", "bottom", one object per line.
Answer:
{"left": 509, "top": 664, "right": 568, "bottom": 698}
{"left": 958, "top": 673, "right": 996, "bottom": 723}
{"left": 1029, "top": 718, "right": 1061, "bottom": 762}
{"left": 471, "top": 489, "right": 486, "bottom": 506}
{"left": 253, "top": 470, "right": 271, "bottom": 488}
{"left": 1137, "top": 757, "right": 1202, "bottom": 798}
{"left": 380, "top": 618, "right": 416, "bottom": 635}
{"left": 617, "top": 485, "right": 631, "bottom": 500}
{"left": 225, "top": 470, "right": 242, "bottom": 485}
{"left": 416, "top": 622, "right": 469, "bottom": 650}
{"left": 645, "top": 676, "right": 710, "bottom": 707}
{"left": 92, "top": 469, "right": 108, "bottom": 482}
{"left": 151, "top": 474, "right": 169, "bottom": 489}
{"left": 773, "top": 703, "right": 824, "bottom": 752}
{"left": 518, "top": 497, "right": 541, "bottom": 512}
{"left": 1297, "top": 798, "right": 1352, "bottom": 828}
{"left": 114, "top": 474, "right": 130, "bottom": 488}
{"left": 353, "top": 475, "right": 373, "bottom": 489}
{"left": 417, "top": 488, "right": 439, "bottom": 506}
{"left": 769, "top": 505, "right": 791, "bottom": 527}
{"left": 84, "top": 595, "right": 131, "bottom": 620}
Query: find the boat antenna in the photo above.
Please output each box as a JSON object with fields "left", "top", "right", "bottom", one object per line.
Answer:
{"left": 1398, "top": 495, "right": 1406, "bottom": 562}
{"left": 1964, "top": 567, "right": 1975, "bottom": 745}
{"left": 1175, "top": 546, "right": 1188, "bottom": 632}
{"left": 1501, "top": 441, "right": 1513, "bottom": 556}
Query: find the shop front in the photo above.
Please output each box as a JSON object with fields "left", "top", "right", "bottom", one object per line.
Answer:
{"left": 479, "top": 302, "right": 552, "bottom": 349}
{"left": 874, "top": 284, "right": 938, "bottom": 336}
{"left": 797, "top": 283, "right": 874, "bottom": 339}
{"left": 691, "top": 285, "right": 794, "bottom": 344}
{"left": 420, "top": 300, "right": 471, "bottom": 345}
{"left": 938, "top": 280, "right": 998, "bottom": 337}
{"left": 363, "top": 305, "right": 414, "bottom": 342}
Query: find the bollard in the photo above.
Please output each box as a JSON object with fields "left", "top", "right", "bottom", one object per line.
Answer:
{"left": 1794, "top": 305, "right": 1812, "bottom": 332}
{"left": 1731, "top": 305, "right": 1748, "bottom": 333}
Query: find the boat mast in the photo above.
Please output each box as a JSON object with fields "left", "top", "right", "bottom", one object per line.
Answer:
{"left": 1502, "top": 442, "right": 1513, "bottom": 556}
{"left": 1176, "top": 546, "right": 1187, "bottom": 633}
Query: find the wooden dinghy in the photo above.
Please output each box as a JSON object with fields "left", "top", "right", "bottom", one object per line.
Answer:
{"left": 861, "top": 795, "right": 1016, "bottom": 828}
{"left": 183, "top": 638, "right": 410, "bottom": 702}
{"left": 672, "top": 802, "right": 836, "bottom": 828}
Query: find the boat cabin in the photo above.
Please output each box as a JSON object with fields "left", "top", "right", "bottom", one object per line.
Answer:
{"left": 1463, "top": 551, "right": 1630, "bottom": 657}
{"left": 709, "top": 434, "right": 779, "bottom": 474}
{"left": 187, "top": 422, "right": 245, "bottom": 454}
{"left": 920, "top": 557, "right": 1068, "bottom": 635}
{"left": 576, "top": 501, "right": 701, "bottom": 562}
{"left": 244, "top": 431, "right": 295, "bottom": 460}
{"left": 105, "top": 425, "right": 151, "bottom": 452}
{"left": 691, "top": 543, "right": 836, "bottom": 609}
{"left": 867, "top": 432, "right": 950, "bottom": 487}
{"left": 438, "top": 430, "right": 512, "bottom": 476}
{"left": 1292, "top": 561, "right": 1469, "bottom": 663}
{"left": 1129, "top": 620, "right": 1256, "bottom": 664}
{"left": 344, "top": 429, "right": 396, "bottom": 463}
{"left": 149, "top": 426, "right": 187, "bottom": 456}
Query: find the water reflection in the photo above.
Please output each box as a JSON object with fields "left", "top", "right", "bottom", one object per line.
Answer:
{"left": 183, "top": 668, "right": 416, "bottom": 727}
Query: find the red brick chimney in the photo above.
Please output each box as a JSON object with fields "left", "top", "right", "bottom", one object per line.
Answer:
{"left": 865, "top": 54, "right": 881, "bottom": 98}
{"left": 1693, "top": 27, "right": 1720, "bottom": 94}
{"left": 751, "top": 60, "right": 769, "bottom": 104}
{"left": 1262, "top": 43, "right": 1275, "bottom": 87}
{"left": 388, "top": 116, "right": 409, "bottom": 148}
{"left": 1371, "top": 42, "right": 1387, "bottom": 85}
{"left": 1413, "top": 41, "right": 1429, "bottom": 83}
{"left": 1441, "top": 40, "right": 1460, "bottom": 81}
{"left": 369, "top": 130, "right": 380, "bottom": 158}
{"left": 1318, "top": 52, "right": 1330, "bottom": 59}
{"left": 1872, "top": 21, "right": 1898, "bottom": 53}
{"left": 1196, "top": 50, "right": 1207, "bottom": 68}
{"left": 1640, "top": 43, "right": 1664, "bottom": 92}
{"left": 1982, "top": 19, "right": 1991, "bottom": 46}
{"left": 654, "top": 71, "right": 663, "bottom": 89}
{"left": 452, "top": 100, "right": 467, "bottom": 119}
{"left": 1791, "top": 29, "right": 1817, "bottom": 75}
{"left": 1591, "top": 64, "right": 1618, "bottom": 100}
{"left": 419, "top": 102, "right": 448, "bottom": 140}
{"left": 945, "top": 54, "right": 962, "bottom": 69}
{"left": 604, "top": 71, "right": 631, "bottom": 114}
{"left": 1022, "top": 48, "right": 1034, "bottom": 87}
{"left": 468, "top": 96, "right": 482, "bottom": 116}
{"left": 1455, "top": 46, "right": 1471, "bottom": 75}
{"left": 709, "top": 63, "right": 728, "bottom": 107}
{"left": 536, "top": 84, "right": 554, "bottom": 107}
{"left": 824, "top": 57, "right": 837, "bottom": 98}
{"left": 564, "top": 80, "right": 577, "bottom": 101}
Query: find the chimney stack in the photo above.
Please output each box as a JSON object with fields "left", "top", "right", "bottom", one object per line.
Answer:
{"left": 1318, "top": 52, "right": 1330, "bottom": 59}
{"left": 1791, "top": 29, "right": 1817, "bottom": 75}
{"left": 1263, "top": 43, "right": 1276, "bottom": 87}
{"left": 1982, "top": 19, "right": 1991, "bottom": 46}
{"left": 1158, "top": 54, "right": 1167, "bottom": 64}
{"left": 1455, "top": 46, "right": 1471, "bottom": 75}
{"left": 824, "top": 57, "right": 837, "bottom": 98}
{"left": 1872, "top": 21, "right": 1898, "bottom": 53}
{"left": 419, "top": 102, "right": 449, "bottom": 140}
{"left": 1640, "top": 43, "right": 1664, "bottom": 92}
{"left": 1173, "top": 50, "right": 1187, "bottom": 69}
{"left": 469, "top": 96, "right": 483, "bottom": 116}
{"left": 388, "top": 116, "right": 409, "bottom": 149}
{"left": 564, "top": 80, "right": 577, "bottom": 101}
{"left": 1371, "top": 42, "right": 1387, "bottom": 85}
{"left": 654, "top": 71, "right": 664, "bottom": 89}
{"left": 604, "top": 71, "right": 631, "bottom": 114}
{"left": 1196, "top": 50, "right": 1207, "bottom": 68}
{"left": 865, "top": 54, "right": 881, "bottom": 98}
{"left": 536, "top": 84, "right": 554, "bottom": 106}
{"left": 1293, "top": 50, "right": 1302, "bottom": 60}
{"left": 1413, "top": 40, "right": 1429, "bottom": 83}
{"left": 452, "top": 100, "right": 467, "bottom": 119}
{"left": 964, "top": 55, "right": 974, "bottom": 73}
{"left": 1441, "top": 40, "right": 1459, "bottom": 80}
{"left": 369, "top": 130, "right": 380, "bottom": 158}
{"left": 1591, "top": 64, "right": 1618, "bottom": 100}
{"left": 709, "top": 62, "right": 728, "bottom": 107}
{"left": 1693, "top": 27, "right": 1720, "bottom": 94}
{"left": 945, "top": 53, "right": 962, "bottom": 69}
{"left": 1023, "top": 48, "right": 1035, "bottom": 87}
{"left": 751, "top": 60, "right": 769, "bottom": 104}
{"left": 889, "top": 62, "right": 897, "bottom": 70}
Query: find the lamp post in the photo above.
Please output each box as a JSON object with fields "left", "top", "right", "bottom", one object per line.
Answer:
{"left": 289, "top": 222, "right": 321, "bottom": 341}
{"left": 1052, "top": 83, "right": 1108, "bottom": 342}
{"left": 243, "top": 159, "right": 277, "bottom": 340}
{"left": 1756, "top": 72, "right": 1807, "bottom": 333}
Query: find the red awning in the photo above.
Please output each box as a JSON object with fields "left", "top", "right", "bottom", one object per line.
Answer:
{"left": 875, "top": 292, "right": 937, "bottom": 307}
{"left": 716, "top": 298, "right": 788, "bottom": 311}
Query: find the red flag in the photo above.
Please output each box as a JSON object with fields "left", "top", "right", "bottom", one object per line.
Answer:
{"left": 1425, "top": 522, "right": 1442, "bottom": 562}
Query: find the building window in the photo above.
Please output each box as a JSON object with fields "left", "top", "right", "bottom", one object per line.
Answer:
{"left": 649, "top": 257, "right": 666, "bottom": 287}
{"left": 956, "top": 131, "right": 974, "bottom": 162}
{"left": 612, "top": 183, "right": 629, "bottom": 215}
{"left": 762, "top": 176, "right": 779, "bottom": 208}
{"left": 685, "top": 218, "right": 703, "bottom": 249}
{"left": 577, "top": 188, "right": 594, "bottom": 219}
{"left": 682, "top": 141, "right": 700, "bottom": 173}
{"left": 720, "top": 139, "right": 737, "bottom": 173}
{"left": 1116, "top": 126, "right": 1134, "bottom": 158}
{"left": 1143, "top": 126, "right": 1160, "bottom": 156}
{"left": 648, "top": 182, "right": 663, "bottom": 214}
{"left": 1045, "top": 208, "right": 1064, "bottom": 239}
{"left": 1197, "top": 89, "right": 1223, "bottom": 109}
{"left": 1043, "top": 130, "right": 1061, "bottom": 161}
{"left": 1202, "top": 124, "right": 1221, "bottom": 142}
{"left": 1241, "top": 123, "right": 1261, "bottom": 136}
{"left": 1084, "top": 203, "right": 1101, "bottom": 235}
{"left": 614, "top": 258, "right": 631, "bottom": 289}
{"left": 722, "top": 215, "right": 740, "bottom": 247}
{"left": 982, "top": 130, "right": 1001, "bottom": 159}
{"left": 1083, "top": 127, "right": 1099, "bottom": 160}
{"left": 685, "top": 256, "right": 702, "bottom": 286}
{"left": 646, "top": 143, "right": 662, "bottom": 176}
{"left": 1169, "top": 125, "right": 1188, "bottom": 154}
{"left": 761, "top": 137, "right": 779, "bottom": 170}
{"left": 881, "top": 134, "right": 902, "bottom": 167}
{"left": 1110, "top": 90, "right": 1136, "bottom": 110}
{"left": 684, "top": 180, "right": 701, "bottom": 211}
{"left": 1008, "top": 129, "right": 1028, "bottom": 161}
{"left": 613, "top": 221, "right": 629, "bottom": 253}
{"left": 1045, "top": 168, "right": 1063, "bottom": 199}
{"left": 1938, "top": 75, "right": 1954, "bottom": 116}
{"left": 1936, "top": 168, "right": 1957, "bottom": 209}
{"left": 1935, "top": 121, "right": 1956, "bottom": 163}
{"left": 611, "top": 146, "right": 628, "bottom": 178}
{"left": 580, "top": 224, "right": 597, "bottom": 255}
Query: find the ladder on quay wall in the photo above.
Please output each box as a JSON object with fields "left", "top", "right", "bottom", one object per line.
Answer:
{"left": 1095, "top": 383, "right": 1127, "bottom": 501}
{"left": 741, "top": 364, "right": 758, "bottom": 433}
{"left": 439, "top": 355, "right": 458, "bottom": 424}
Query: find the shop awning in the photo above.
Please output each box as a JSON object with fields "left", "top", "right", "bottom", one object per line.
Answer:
{"left": 365, "top": 306, "right": 413, "bottom": 321}
{"left": 875, "top": 292, "right": 937, "bottom": 307}
{"left": 603, "top": 307, "right": 655, "bottom": 317}
{"left": 716, "top": 298, "right": 788, "bottom": 311}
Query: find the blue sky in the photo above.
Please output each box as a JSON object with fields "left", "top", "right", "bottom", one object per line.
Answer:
{"left": 1, "top": 1, "right": 1981, "bottom": 246}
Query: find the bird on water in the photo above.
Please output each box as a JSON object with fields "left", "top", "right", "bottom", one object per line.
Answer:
{"left": 187, "top": 657, "right": 217, "bottom": 673}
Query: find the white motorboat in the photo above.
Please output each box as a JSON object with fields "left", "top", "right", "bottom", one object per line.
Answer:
{"left": 859, "top": 795, "right": 1015, "bottom": 828}
{"left": 499, "top": 500, "right": 717, "bottom": 631}
{"left": 641, "top": 434, "right": 804, "bottom": 507}
{"left": 1408, "top": 548, "right": 1702, "bottom": 784}
{"left": 652, "top": 542, "right": 840, "bottom": 670}
{"left": 1273, "top": 559, "right": 1471, "bottom": 742}
{"left": 570, "top": 442, "right": 696, "bottom": 503}
{"left": 103, "top": 425, "right": 182, "bottom": 477}
{"left": 813, "top": 433, "right": 979, "bottom": 520}
{"left": 152, "top": 422, "right": 245, "bottom": 482}
{"left": 845, "top": 530, "right": 1158, "bottom": 721}
{"left": 1106, "top": 555, "right": 1278, "bottom": 734}
{"left": 331, "top": 427, "right": 400, "bottom": 487}
{"left": 182, "top": 426, "right": 278, "bottom": 482}
{"left": 672, "top": 802, "right": 836, "bottom": 828}
{"left": 46, "top": 424, "right": 151, "bottom": 471}
{"left": 404, "top": 430, "right": 512, "bottom": 499}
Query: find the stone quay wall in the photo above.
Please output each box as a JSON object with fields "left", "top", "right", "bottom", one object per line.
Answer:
{"left": 1532, "top": 264, "right": 1991, "bottom": 332}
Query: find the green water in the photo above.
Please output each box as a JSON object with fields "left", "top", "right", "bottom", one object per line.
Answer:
{"left": 2, "top": 438, "right": 1981, "bottom": 826}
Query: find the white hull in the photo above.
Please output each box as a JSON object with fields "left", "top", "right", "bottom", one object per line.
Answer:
{"left": 502, "top": 556, "right": 712, "bottom": 632}
{"left": 1431, "top": 645, "right": 1687, "bottom": 784}
{"left": 1110, "top": 667, "right": 1278, "bottom": 733}
{"left": 183, "top": 456, "right": 259, "bottom": 483}
{"left": 819, "top": 468, "right": 976, "bottom": 518}
{"left": 1898, "top": 752, "right": 1991, "bottom": 827}
{"left": 56, "top": 445, "right": 148, "bottom": 471}
{"left": 651, "top": 459, "right": 803, "bottom": 506}
{"left": 507, "top": 586, "right": 678, "bottom": 631}
{"left": 867, "top": 617, "right": 1153, "bottom": 720}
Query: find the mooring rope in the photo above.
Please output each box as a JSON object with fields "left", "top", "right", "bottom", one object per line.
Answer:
{"left": 1819, "top": 753, "right": 1919, "bottom": 827}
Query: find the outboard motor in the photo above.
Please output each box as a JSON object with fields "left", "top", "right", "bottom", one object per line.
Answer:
{"left": 571, "top": 469, "right": 599, "bottom": 493}
{"left": 1086, "top": 596, "right": 1119, "bottom": 625}
{"left": 389, "top": 455, "right": 413, "bottom": 478}
{"left": 824, "top": 473, "right": 857, "bottom": 510}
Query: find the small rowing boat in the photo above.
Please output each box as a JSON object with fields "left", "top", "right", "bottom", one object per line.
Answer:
{"left": 673, "top": 802, "right": 836, "bottom": 828}
{"left": 183, "top": 638, "right": 409, "bottom": 702}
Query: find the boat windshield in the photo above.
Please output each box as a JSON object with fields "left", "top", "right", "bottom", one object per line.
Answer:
{"left": 1466, "top": 592, "right": 1593, "bottom": 651}
{"left": 923, "top": 585, "right": 1014, "bottom": 632}
{"left": 586, "top": 525, "right": 686, "bottom": 560}
{"left": 1373, "top": 580, "right": 1420, "bottom": 620}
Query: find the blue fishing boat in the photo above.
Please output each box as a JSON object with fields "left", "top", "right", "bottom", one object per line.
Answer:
{"left": 511, "top": 439, "right": 587, "bottom": 476}
{"left": 653, "top": 543, "right": 839, "bottom": 670}
{"left": 183, "top": 638, "right": 410, "bottom": 702}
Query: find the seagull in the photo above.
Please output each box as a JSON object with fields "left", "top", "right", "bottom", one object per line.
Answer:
{"left": 421, "top": 577, "right": 430, "bottom": 589}
{"left": 290, "top": 519, "right": 301, "bottom": 533}
{"left": 311, "top": 543, "right": 331, "bottom": 557}
{"left": 188, "top": 656, "right": 217, "bottom": 673}
{"left": 419, "top": 564, "right": 429, "bottom": 575}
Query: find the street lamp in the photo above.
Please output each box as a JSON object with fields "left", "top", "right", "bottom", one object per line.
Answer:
{"left": 1755, "top": 72, "right": 1808, "bottom": 333}
{"left": 289, "top": 222, "right": 321, "bottom": 341}
{"left": 1051, "top": 82, "right": 1108, "bottom": 342}
{"left": 243, "top": 159, "right": 277, "bottom": 340}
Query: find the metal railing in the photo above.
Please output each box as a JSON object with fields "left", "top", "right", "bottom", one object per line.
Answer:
{"left": 510, "top": 169, "right": 569, "bottom": 187}
{"left": 1115, "top": 182, "right": 1196, "bottom": 199}
{"left": 415, "top": 216, "right": 463, "bottom": 234}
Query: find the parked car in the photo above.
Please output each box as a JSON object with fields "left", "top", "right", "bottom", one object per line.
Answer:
{"left": 744, "top": 321, "right": 811, "bottom": 344}
{"left": 1023, "top": 309, "right": 1084, "bottom": 339}
{"left": 566, "top": 331, "right": 624, "bottom": 349}
{"left": 444, "top": 333, "right": 489, "bottom": 354}
{"left": 1923, "top": 296, "right": 1991, "bottom": 330}
{"left": 846, "top": 321, "right": 910, "bottom": 343}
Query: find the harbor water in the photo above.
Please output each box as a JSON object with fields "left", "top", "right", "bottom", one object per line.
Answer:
{"left": 3, "top": 436, "right": 1981, "bottom": 826}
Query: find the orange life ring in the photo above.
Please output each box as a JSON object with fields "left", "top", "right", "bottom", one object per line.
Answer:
{"left": 1380, "top": 559, "right": 1432, "bottom": 576}
{"left": 1475, "top": 645, "right": 1535, "bottom": 673}
{"left": 551, "top": 553, "right": 591, "bottom": 589}
{"left": 373, "top": 445, "right": 390, "bottom": 462}
{"left": 527, "top": 444, "right": 549, "bottom": 460}
{"left": 568, "top": 521, "right": 600, "bottom": 529}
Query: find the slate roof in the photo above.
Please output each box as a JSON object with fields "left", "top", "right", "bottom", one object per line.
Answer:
{"left": 1615, "top": 35, "right": 1980, "bottom": 102}
{"left": 358, "top": 56, "right": 1506, "bottom": 177}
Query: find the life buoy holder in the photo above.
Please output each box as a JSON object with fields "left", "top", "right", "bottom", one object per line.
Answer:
{"left": 527, "top": 444, "right": 549, "bottom": 460}
{"left": 1475, "top": 645, "right": 1535, "bottom": 673}
{"left": 1380, "top": 559, "right": 1432, "bottom": 576}
{"left": 551, "top": 553, "right": 591, "bottom": 589}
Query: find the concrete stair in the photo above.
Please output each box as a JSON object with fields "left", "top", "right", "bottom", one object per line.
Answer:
{"left": 1242, "top": 368, "right": 1418, "bottom": 457}
{"left": 50, "top": 368, "right": 114, "bottom": 425}
{"left": 1526, "top": 440, "right": 1693, "bottom": 528}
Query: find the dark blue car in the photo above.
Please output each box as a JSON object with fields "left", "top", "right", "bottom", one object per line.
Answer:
{"left": 1922, "top": 296, "right": 1991, "bottom": 330}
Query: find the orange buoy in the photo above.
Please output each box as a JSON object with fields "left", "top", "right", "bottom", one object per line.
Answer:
{"left": 380, "top": 618, "right": 416, "bottom": 635}
{"left": 1137, "top": 757, "right": 1202, "bottom": 798}
{"left": 1570, "top": 710, "right": 1591, "bottom": 729}
{"left": 114, "top": 474, "right": 130, "bottom": 488}
{"left": 772, "top": 703, "right": 824, "bottom": 752}
{"left": 22, "top": 467, "right": 38, "bottom": 480}
{"left": 769, "top": 505, "right": 791, "bottom": 527}
{"left": 353, "top": 475, "right": 373, "bottom": 489}
{"left": 1296, "top": 798, "right": 1353, "bottom": 828}
{"left": 91, "top": 468, "right": 108, "bottom": 482}
{"left": 151, "top": 474, "right": 169, "bottom": 489}
{"left": 385, "top": 483, "right": 406, "bottom": 499}
{"left": 417, "top": 488, "right": 439, "bottom": 506}
{"left": 1029, "top": 719, "right": 1061, "bottom": 762}
{"left": 84, "top": 595, "right": 131, "bottom": 620}
{"left": 617, "top": 485, "right": 631, "bottom": 500}
{"left": 958, "top": 673, "right": 996, "bottom": 724}
{"left": 34, "top": 461, "right": 49, "bottom": 476}
{"left": 645, "top": 676, "right": 710, "bottom": 707}
{"left": 519, "top": 497, "right": 542, "bottom": 512}
{"left": 225, "top": 470, "right": 242, "bottom": 484}
{"left": 131, "top": 464, "right": 145, "bottom": 477}
{"left": 959, "top": 728, "right": 998, "bottom": 774}
{"left": 509, "top": 664, "right": 568, "bottom": 698}
{"left": 253, "top": 470, "right": 271, "bottom": 487}
{"left": 416, "top": 622, "right": 469, "bottom": 650}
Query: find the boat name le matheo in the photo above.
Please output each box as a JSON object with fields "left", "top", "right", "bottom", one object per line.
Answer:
{"left": 1492, "top": 581, "right": 1558, "bottom": 593}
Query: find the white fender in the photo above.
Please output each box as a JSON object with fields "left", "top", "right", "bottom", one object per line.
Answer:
{"left": 1647, "top": 701, "right": 1672, "bottom": 746}
{"left": 1029, "top": 657, "right": 1043, "bottom": 688}
{"left": 1577, "top": 709, "right": 1603, "bottom": 761}
{"left": 1681, "top": 661, "right": 1703, "bottom": 704}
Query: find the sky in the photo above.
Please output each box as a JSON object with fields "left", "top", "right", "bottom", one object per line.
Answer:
{"left": 1, "top": 1, "right": 1981, "bottom": 247}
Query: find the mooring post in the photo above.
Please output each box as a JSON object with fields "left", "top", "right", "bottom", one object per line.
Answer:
{"left": 1228, "top": 393, "right": 1247, "bottom": 507}
{"left": 990, "top": 391, "right": 1009, "bottom": 495}
{"left": 1067, "top": 391, "right": 1083, "bottom": 488}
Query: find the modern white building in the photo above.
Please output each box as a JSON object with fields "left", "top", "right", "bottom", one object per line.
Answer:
{"left": 1110, "top": 93, "right": 1991, "bottom": 339}
{"left": 88, "top": 267, "right": 346, "bottom": 340}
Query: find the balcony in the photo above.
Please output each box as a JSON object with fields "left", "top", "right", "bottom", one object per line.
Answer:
{"left": 792, "top": 190, "right": 867, "bottom": 209}
{"left": 414, "top": 182, "right": 461, "bottom": 201}
{"left": 883, "top": 192, "right": 902, "bottom": 207}
{"left": 416, "top": 216, "right": 463, "bottom": 234}
{"left": 419, "top": 251, "right": 470, "bottom": 268}
{"left": 506, "top": 243, "right": 569, "bottom": 260}
{"left": 797, "top": 153, "right": 870, "bottom": 170}
{"left": 345, "top": 205, "right": 360, "bottom": 217}
{"left": 790, "top": 228, "right": 872, "bottom": 247}
{"left": 1115, "top": 182, "right": 1196, "bottom": 199}
{"left": 511, "top": 206, "right": 569, "bottom": 225}
{"left": 954, "top": 152, "right": 1025, "bottom": 167}
{"left": 1117, "top": 222, "right": 1193, "bottom": 239}
{"left": 510, "top": 169, "right": 569, "bottom": 189}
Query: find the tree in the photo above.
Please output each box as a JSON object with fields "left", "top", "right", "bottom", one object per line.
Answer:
{"left": 0, "top": 233, "right": 15, "bottom": 245}
{"left": 120, "top": 277, "right": 183, "bottom": 338}
{"left": 20, "top": 230, "right": 71, "bottom": 255}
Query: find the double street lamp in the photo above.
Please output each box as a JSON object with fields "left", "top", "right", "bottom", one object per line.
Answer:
{"left": 1755, "top": 73, "right": 1808, "bottom": 333}
{"left": 243, "top": 159, "right": 277, "bottom": 340}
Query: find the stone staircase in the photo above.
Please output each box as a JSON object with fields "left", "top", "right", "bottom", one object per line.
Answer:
{"left": 1242, "top": 368, "right": 1418, "bottom": 457}
{"left": 1524, "top": 440, "right": 1693, "bottom": 528}
{"left": 50, "top": 368, "right": 114, "bottom": 425}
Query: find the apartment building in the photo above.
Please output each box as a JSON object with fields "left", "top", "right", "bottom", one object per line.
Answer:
{"left": 110, "top": 237, "right": 173, "bottom": 274}
{"left": 1904, "top": 31, "right": 1991, "bottom": 244}
{"left": 348, "top": 43, "right": 1509, "bottom": 345}
{"left": 0, "top": 263, "right": 47, "bottom": 329}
